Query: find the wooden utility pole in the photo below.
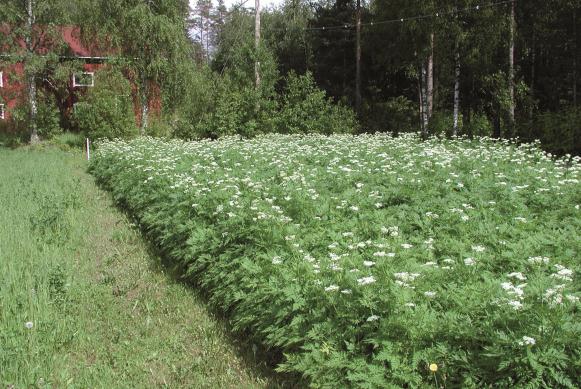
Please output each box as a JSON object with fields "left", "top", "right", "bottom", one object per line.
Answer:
{"left": 355, "top": 0, "right": 362, "bottom": 115}
{"left": 255, "top": 0, "right": 261, "bottom": 89}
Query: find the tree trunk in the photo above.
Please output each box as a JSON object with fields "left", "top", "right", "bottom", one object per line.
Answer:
{"left": 140, "top": 75, "right": 149, "bottom": 134}
{"left": 254, "top": 0, "right": 261, "bottom": 90}
{"left": 355, "top": 0, "right": 362, "bottom": 115}
{"left": 426, "top": 32, "right": 434, "bottom": 121}
{"left": 421, "top": 63, "right": 429, "bottom": 139}
{"left": 493, "top": 104, "right": 501, "bottom": 138}
{"left": 530, "top": 30, "right": 536, "bottom": 120}
{"left": 452, "top": 50, "right": 461, "bottom": 137}
{"left": 200, "top": 14, "right": 204, "bottom": 60}
{"left": 508, "top": 0, "right": 516, "bottom": 134}
{"left": 574, "top": 8, "right": 577, "bottom": 109}
{"left": 463, "top": 106, "right": 472, "bottom": 139}
{"left": 26, "top": 0, "right": 39, "bottom": 144}
{"left": 417, "top": 74, "right": 424, "bottom": 135}
{"left": 463, "top": 75, "right": 474, "bottom": 139}
{"left": 342, "top": 32, "right": 347, "bottom": 96}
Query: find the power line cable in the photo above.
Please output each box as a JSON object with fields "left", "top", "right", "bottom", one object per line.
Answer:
{"left": 300, "top": 0, "right": 515, "bottom": 32}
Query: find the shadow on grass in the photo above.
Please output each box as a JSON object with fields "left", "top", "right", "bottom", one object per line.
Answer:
{"left": 95, "top": 187, "right": 305, "bottom": 389}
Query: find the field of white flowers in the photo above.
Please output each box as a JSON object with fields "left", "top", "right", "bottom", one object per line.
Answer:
{"left": 90, "top": 134, "right": 580, "bottom": 387}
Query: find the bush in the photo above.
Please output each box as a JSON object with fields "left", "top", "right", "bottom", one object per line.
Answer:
{"left": 202, "top": 85, "right": 277, "bottom": 138}
{"left": 519, "top": 108, "right": 581, "bottom": 155}
{"left": 36, "top": 97, "right": 62, "bottom": 139}
{"left": 71, "top": 69, "right": 137, "bottom": 140}
{"left": 276, "top": 72, "right": 357, "bottom": 134}
{"left": 463, "top": 113, "right": 494, "bottom": 138}
{"left": 1, "top": 93, "right": 62, "bottom": 141}
{"left": 363, "top": 96, "right": 417, "bottom": 135}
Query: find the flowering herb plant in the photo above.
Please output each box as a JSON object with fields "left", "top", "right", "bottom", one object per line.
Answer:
{"left": 91, "top": 134, "right": 580, "bottom": 387}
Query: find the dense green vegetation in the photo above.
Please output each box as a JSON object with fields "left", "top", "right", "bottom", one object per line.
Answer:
{"left": 91, "top": 134, "right": 581, "bottom": 387}
{"left": 2, "top": 0, "right": 580, "bottom": 154}
{"left": 0, "top": 147, "right": 279, "bottom": 387}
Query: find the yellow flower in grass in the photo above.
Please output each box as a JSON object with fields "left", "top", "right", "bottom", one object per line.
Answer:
{"left": 429, "top": 363, "right": 438, "bottom": 372}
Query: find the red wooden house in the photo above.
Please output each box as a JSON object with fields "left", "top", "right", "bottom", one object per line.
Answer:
{"left": 0, "top": 26, "right": 159, "bottom": 128}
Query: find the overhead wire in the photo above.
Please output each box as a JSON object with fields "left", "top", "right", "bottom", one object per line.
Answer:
{"left": 278, "top": 0, "right": 515, "bottom": 32}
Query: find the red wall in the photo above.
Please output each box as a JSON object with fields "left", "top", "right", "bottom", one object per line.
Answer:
{"left": 0, "top": 26, "right": 160, "bottom": 127}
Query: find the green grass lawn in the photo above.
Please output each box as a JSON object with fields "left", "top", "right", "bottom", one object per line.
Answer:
{"left": 0, "top": 146, "right": 279, "bottom": 388}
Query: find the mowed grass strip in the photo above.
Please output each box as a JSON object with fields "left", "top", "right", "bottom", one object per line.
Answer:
{"left": 0, "top": 146, "right": 276, "bottom": 388}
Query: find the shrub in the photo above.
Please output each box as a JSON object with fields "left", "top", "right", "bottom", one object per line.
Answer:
{"left": 363, "top": 96, "right": 417, "bottom": 135}
{"left": 36, "top": 97, "right": 62, "bottom": 139}
{"left": 194, "top": 77, "right": 278, "bottom": 139}
{"left": 520, "top": 108, "right": 581, "bottom": 155}
{"left": 1, "top": 94, "right": 62, "bottom": 141}
{"left": 71, "top": 69, "right": 137, "bottom": 140}
{"left": 276, "top": 71, "right": 357, "bottom": 134}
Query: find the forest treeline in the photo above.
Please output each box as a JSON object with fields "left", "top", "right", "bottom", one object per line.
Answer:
{"left": 1, "top": 0, "right": 580, "bottom": 154}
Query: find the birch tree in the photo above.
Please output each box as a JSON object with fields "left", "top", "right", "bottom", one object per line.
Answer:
{"left": 508, "top": 0, "right": 516, "bottom": 135}
{"left": 0, "top": 0, "right": 69, "bottom": 143}
{"left": 116, "top": 1, "right": 190, "bottom": 133}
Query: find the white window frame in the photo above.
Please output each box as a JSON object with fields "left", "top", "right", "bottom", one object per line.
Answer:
{"left": 72, "top": 72, "right": 94, "bottom": 87}
{"left": 0, "top": 71, "right": 3, "bottom": 88}
{"left": 0, "top": 104, "right": 5, "bottom": 120}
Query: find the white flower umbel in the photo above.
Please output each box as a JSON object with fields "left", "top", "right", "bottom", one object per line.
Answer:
{"left": 471, "top": 245, "right": 485, "bottom": 252}
{"left": 464, "top": 257, "right": 476, "bottom": 266}
{"left": 528, "top": 256, "right": 550, "bottom": 265}
{"left": 518, "top": 336, "right": 536, "bottom": 346}
{"left": 324, "top": 285, "right": 340, "bottom": 292}
{"left": 357, "top": 276, "right": 376, "bottom": 286}
{"left": 507, "top": 272, "right": 527, "bottom": 281}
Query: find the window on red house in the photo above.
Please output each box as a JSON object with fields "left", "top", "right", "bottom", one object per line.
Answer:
{"left": 73, "top": 72, "right": 94, "bottom": 87}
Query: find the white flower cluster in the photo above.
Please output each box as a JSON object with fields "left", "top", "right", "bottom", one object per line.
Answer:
{"left": 518, "top": 336, "right": 536, "bottom": 346}
{"left": 544, "top": 265, "right": 577, "bottom": 307}
{"left": 394, "top": 272, "right": 420, "bottom": 289}
{"left": 381, "top": 226, "right": 400, "bottom": 237}
{"left": 527, "top": 256, "right": 550, "bottom": 265}
{"left": 500, "top": 277, "right": 527, "bottom": 310}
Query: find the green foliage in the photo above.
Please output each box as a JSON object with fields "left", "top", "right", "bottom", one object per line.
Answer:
{"left": 276, "top": 71, "right": 356, "bottom": 134}
{"left": 91, "top": 135, "right": 581, "bottom": 388}
{"left": 364, "top": 96, "right": 417, "bottom": 135}
{"left": 521, "top": 108, "right": 581, "bottom": 155}
{"left": 194, "top": 80, "right": 277, "bottom": 139}
{"left": 2, "top": 93, "right": 63, "bottom": 140}
{"left": 49, "top": 132, "right": 86, "bottom": 150}
{"left": 173, "top": 68, "right": 355, "bottom": 139}
{"left": 71, "top": 69, "right": 137, "bottom": 140}
{"left": 464, "top": 112, "right": 494, "bottom": 137}
{"left": 427, "top": 111, "right": 465, "bottom": 137}
{"left": 36, "top": 98, "right": 62, "bottom": 139}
